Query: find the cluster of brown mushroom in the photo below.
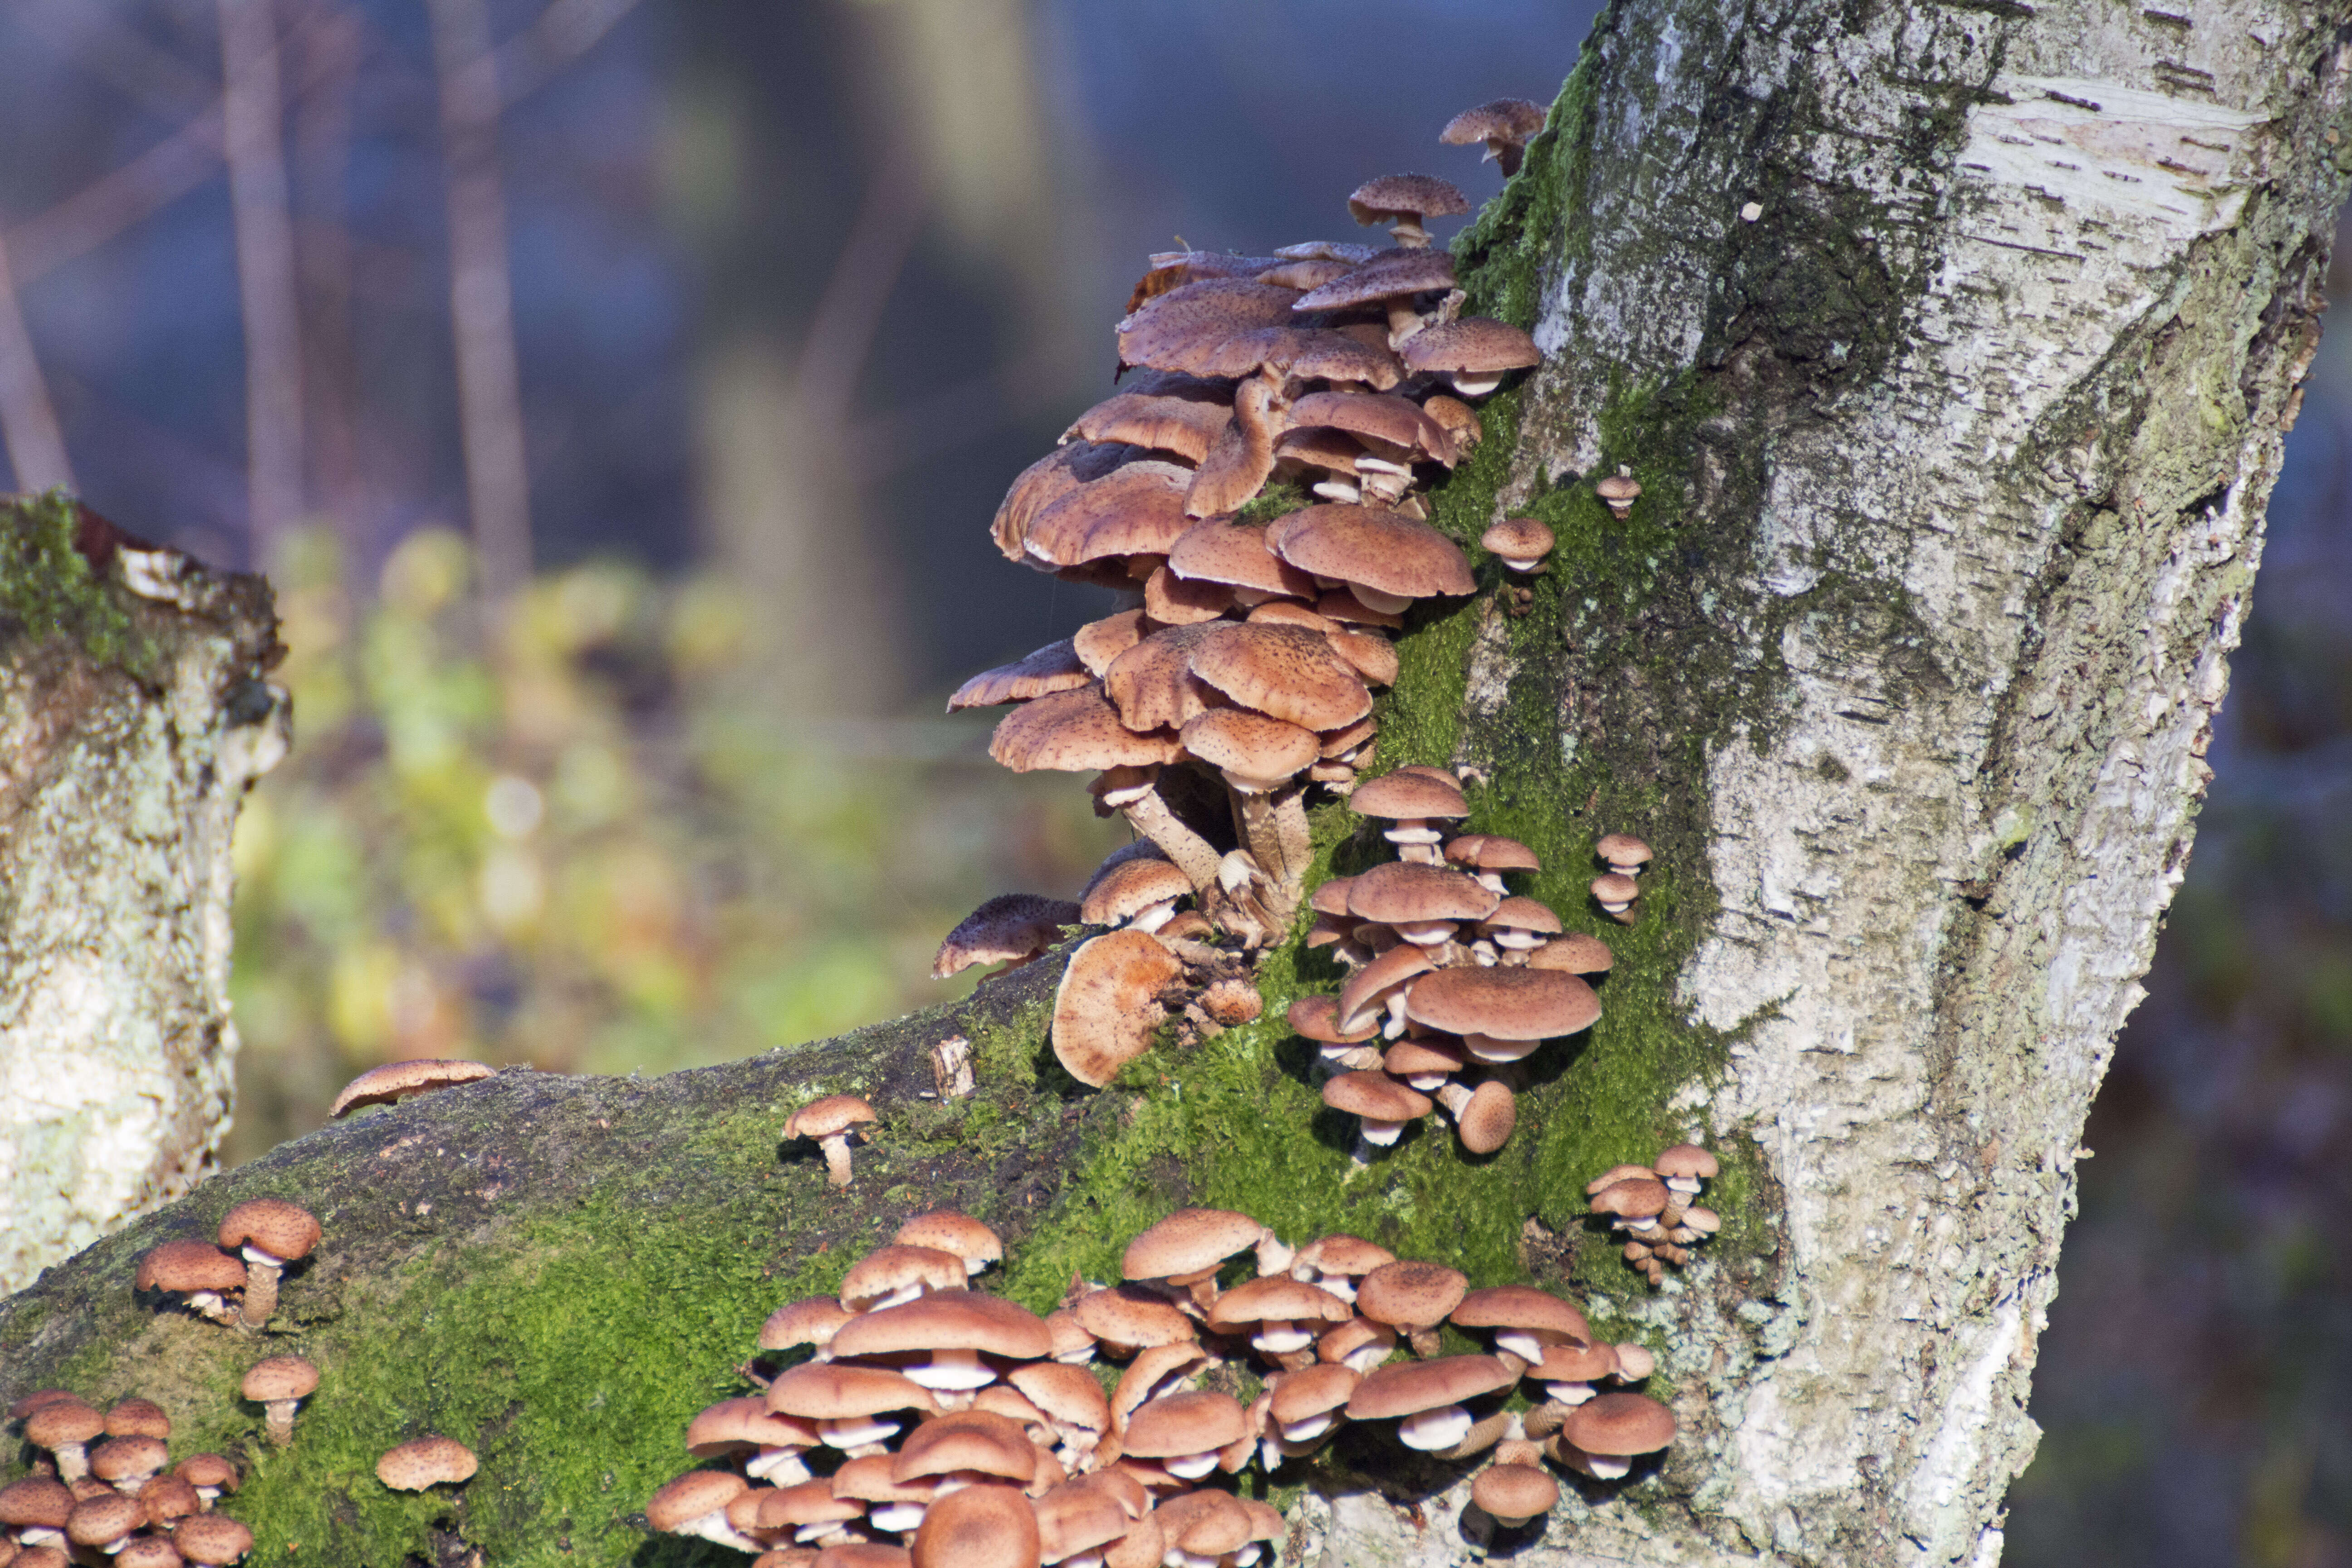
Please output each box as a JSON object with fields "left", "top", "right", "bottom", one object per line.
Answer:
{"left": 2, "top": 1391, "right": 250, "bottom": 1566}
{"left": 1292, "top": 768, "right": 1652, "bottom": 1161}
{"left": 1587, "top": 1146, "right": 1722, "bottom": 1287}
{"left": 648, "top": 1201, "right": 1678, "bottom": 1566}
{"left": 131, "top": 1198, "right": 319, "bottom": 1332}
{"left": 941, "top": 111, "right": 1550, "bottom": 983}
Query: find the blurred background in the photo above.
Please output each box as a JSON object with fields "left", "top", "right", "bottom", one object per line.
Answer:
{"left": 0, "top": 2, "right": 2342, "bottom": 1562}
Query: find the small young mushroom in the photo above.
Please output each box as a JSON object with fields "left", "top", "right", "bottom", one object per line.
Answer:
{"left": 375, "top": 1434, "right": 479, "bottom": 1490}
{"left": 1480, "top": 516, "right": 1555, "bottom": 574}
{"left": 1439, "top": 98, "right": 1548, "bottom": 177}
{"left": 241, "top": 1355, "right": 319, "bottom": 1447}
{"left": 134, "top": 1239, "right": 246, "bottom": 1326}
{"left": 175, "top": 1452, "right": 239, "bottom": 1506}
{"left": 1470, "top": 1460, "right": 1561, "bottom": 1529}
{"left": 1596, "top": 832, "right": 1654, "bottom": 877}
{"left": 216, "top": 1197, "right": 321, "bottom": 1328}
{"left": 783, "top": 1096, "right": 879, "bottom": 1188}
{"left": 1596, "top": 466, "right": 1642, "bottom": 519}
{"left": 175, "top": 1511, "right": 257, "bottom": 1565}
{"left": 23, "top": 1400, "right": 103, "bottom": 1485}
{"left": 1591, "top": 871, "right": 1642, "bottom": 922}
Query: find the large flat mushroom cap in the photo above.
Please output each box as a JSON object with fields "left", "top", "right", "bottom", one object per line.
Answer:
{"left": 993, "top": 441, "right": 1139, "bottom": 565}
{"left": 933, "top": 894, "right": 1082, "bottom": 979}
{"left": 1356, "top": 1259, "right": 1469, "bottom": 1327}
{"left": 1347, "top": 173, "right": 1472, "bottom": 221}
{"left": 1072, "top": 609, "right": 1150, "bottom": 676}
{"left": 1117, "top": 279, "right": 1303, "bottom": 372}
{"left": 1063, "top": 386, "right": 1235, "bottom": 465}
{"left": 1188, "top": 622, "right": 1372, "bottom": 731}
{"left": 764, "top": 1364, "right": 939, "bottom": 1421}
{"left": 1122, "top": 1391, "right": 1248, "bottom": 1458}
{"left": 1286, "top": 391, "right": 1455, "bottom": 465}
{"left": 1346, "top": 861, "right": 1500, "bottom": 925}
{"left": 329, "top": 1058, "right": 496, "bottom": 1117}
{"left": 1451, "top": 1285, "right": 1592, "bottom": 1343}
{"left": 990, "top": 685, "right": 1181, "bottom": 773}
{"left": 1101, "top": 626, "right": 1220, "bottom": 734}
{"left": 830, "top": 1290, "right": 1053, "bottom": 1361}
{"left": 1025, "top": 462, "right": 1194, "bottom": 567}
{"left": 1068, "top": 1284, "right": 1198, "bottom": 1348}
{"left": 1399, "top": 318, "right": 1542, "bottom": 376}
{"left": 891, "top": 1411, "right": 1039, "bottom": 1485}
{"left": 1267, "top": 505, "right": 1475, "bottom": 601}
{"left": 1206, "top": 1275, "right": 1352, "bottom": 1329}
{"left": 1563, "top": 1391, "right": 1677, "bottom": 1456}
{"left": 948, "top": 640, "right": 1091, "bottom": 711}
{"left": 1290, "top": 250, "right": 1458, "bottom": 313}
{"left": 1122, "top": 1209, "right": 1268, "bottom": 1281}
{"left": 911, "top": 1482, "right": 1040, "bottom": 1568}
{"left": 1167, "top": 520, "right": 1317, "bottom": 599}
{"left": 1404, "top": 965, "right": 1601, "bottom": 1041}
{"left": 1051, "top": 930, "right": 1185, "bottom": 1088}
{"left": 1343, "top": 1354, "right": 1512, "bottom": 1420}
{"left": 1180, "top": 709, "right": 1321, "bottom": 793}
{"left": 1207, "top": 325, "right": 1405, "bottom": 388}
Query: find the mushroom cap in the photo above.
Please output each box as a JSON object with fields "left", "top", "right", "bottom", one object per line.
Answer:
{"left": 1382, "top": 1037, "right": 1465, "bottom": 1078}
{"left": 911, "top": 1483, "right": 1040, "bottom": 1568}
{"left": 217, "top": 1198, "right": 321, "bottom": 1262}
{"left": 992, "top": 441, "right": 1140, "bottom": 564}
{"left": 1525, "top": 932, "right": 1614, "bottom": 975}
{"left": 645, "top": 1470, "right": 750, "bottom": 1532}
{"left": 1102, "top": 626, "right": 1220, "bottom": 733}
{"left": 1335, "top": 944, "right": 1436, "bottom": 1033}
{"left": 89, "top": 1435, "right": 169, "bottom": 1481}
{"left": 933, "top": 894, "right": 1082, "bottom": 979}
{"left": 7, "top": 1388, "right": 83, "bottom": 1421}
{"left": 1080, "top": 856, "right": 1193, "bottom": 926}
{"left": 0, "top": 1475, "right": 76, "bottom": 1528}
{"left": 1315, "top": 587, "right": 1407, "bottom": 628}
{"left": 1348, "top": 768, "right": 1470, "bottom": 822}
{"left": 830, "top": 1289, "right": 1054, "bottom": 1362}
{"left": 1356, "top": 1259, "right": 1469, "bottom": 1328}
{"left": 1143, "top": 563, "right": 1235, "bottom": 624}
{"left": 240, "top": 1355, "right": 318, "bottom": 1402}
{"left": 1205, "top": 1276, "right": 1352, "bottom": 1330}
{"left": 1166, "top": 521, "right": 1317, "bottom": 600}
{"left": 174, "top": 1454, "right": 238, "bottom": 1491}
{"left": 1008, "top": 1362, "right": 1112, "bottom": 1434}
{"left": 24, "top": 1398, "right": 103, "bottom": 1449}
{"left": 1275, "top": 239, "right": 1383, "bottom": 263}
{"left": 133, "top": 1475, "right": 200, "bottom": 1526}
{"left": 67, "top": 1491, "right": 144, "bottom": 1547}
{"left": 1122, "top": 1209, "right": 1268, "bottom": 1282}
{"left": 832, "top": 1452, "right": 941, "bottom": 1506}
{"left": 1398, "top": 318, "right": 1542, "bottom": 376}
{"left": 1111, "top": 1342, "right": 1212, "bottom": 1426}
{"left": 817, "top": 1544, "right": 916, "bottom": 1568}
{"left": 1344, "top": 1354, "right": 1512, "bottom": 1420}
{"left": 1441, "top": 98, "right": 1548, "bottom": 148}
{"left": 785, "top": 1095, "right": 878, "bottom": 1141}
{"left": 764, "top": 1364, "right": 939, "bottom": 1421}
{"left": 1072, "top": 609, "right": 1150, "bottom": 676}
{"left": 895, "top": 1210, "right": 1006, "bottom": 1270}
{"left": 1188, "top": 622, "right": 1372, "bottom": 731}
{"left": 1346, "top": 861, "right": 1500, "bottom": 925}
{"left": 1471, "top": 1461, "right": 1560, "bottom": 1524}
{"left": 175, "top": 1513, "right": 257, "bottom": 1566}
{"left": 1595, "top": 832, "right": 1653, "bottom": 867}
{"left": 1320, "top": 1070, "right": 1432, "bottom": 1123}
{"left": 1589, "top": 1176, "right": 1672, "bottom": 1218}
{"left": 1290, "top": 250, "right": 1458, "bottom": 313}
{"left": 892, "top": 1411, "right": 1039, "bottom": 1485}
{"left": 1193, "top": 325, "right": 1406, "bottom": 387}
{"left": 1117, "top": 279, "right": 1302, "bottom": 373}
{"left": 1063, "top": 386, "right": 1235, "bottom": 465}
{"left": 1404, "top": 966, "right": 1601, "bottom": 1042}
{"left": 686, "top": 1396, "right": 818, "bottom": 1457}
{"left": 1052, "top": 930, "right": 1186, "bottom": 1088}
{"left": 1122, "top": 1390, "right": 1247, "bottom": 1458}
{"left": 838, "top": 1245, "right": 969, "bottom": 1308}
{"left": 375, "top": 1434, "right": 479, "bottom": 1490}
{"left": 1680, "top": 1205, "right": 1722, "bottom": 1235}
{"left": 136, "top": 1238, "right": 246, "bottom": 1294}
{"left": 1287, "top": 389, "right": 1456, "bottom": 464}
{"left": 756, "top": 1477, "right": 865, "bottom": 1529}
{"left": 990, "top": 684, "right": 1181, "bottom": 774}
{"left": 1653, "top": 1143, "right": 1719, "bottom": 1180}
{"left": 948, "top": 640, "right": 1093, "bottom": 711}
{"left": 1530, "top": 1340, "right": 1617, "bottom": 1382}
{"left": 1596, "top": 470, "right": 1644, "bottom": 502}
{"left": 1563, "top": 1391, "right": 1677, "bottom": 1456}
{"left": 1184, "top": 377, "right": 1283, "bottom": 517}
{"left": 1347, "top": 173, "right": 1471, "bottom": 223}
{"left": 1285, "top": 994, "right": 1380, "bottom": 1045}
{"left": 1592, "top": 871, "right": 1642, "bottom": 905}
{"left": 1484, "top": 896, "right": 1563, "bottom": 936}
{"left": 760, "top": 1295, "right": 856, "bottom": 1352}
{"left": 1069, "top": 1284, "right": 1197, "bottom": 1349}
{"left": 1025, "top": 461, "right": 1196, "bottom": 566}
{"left": 1419, "top": 394, "right": 1483, "bottom": 450}
{"left": 1266, "top": 505, "right": 1475, "bottom": 603}
{"left": 1267, "top": 1362, "right": 1361, "bottom": 1423}
{"left": 1455, "top": 1081, "right": 1519, "bottom": 1154}
{"left": 329, "top": 1058, "right": 496, "bottom": 1118}
{"left": 1481, "top": 516, "right": 1555, "bottom": 562}
{"left": 1294, "top": 1233, "right": 1396, "bottom": 1279}
{"left": 1451, "top": 1285, "right": 1592, "bottom": 1343}
{"left": 1180, "top": 709, "right": 1320, "bottom": 789}
{"left": 1034, "top": 1476, "right": 1133, "bottom": 1561}
{"left": 104, "top": 1399, "right": 171, "bottom": 1441}
{"left": 1155, "top": 1490, "right": 1256, "bottom": 1557}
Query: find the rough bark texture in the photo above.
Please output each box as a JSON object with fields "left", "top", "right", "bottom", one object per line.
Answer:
{"left": 3, "top": 4, "right": 2349, "bottom": 1567}
{"left": 0, "top": 494, "right": 285, "bottom": 1294}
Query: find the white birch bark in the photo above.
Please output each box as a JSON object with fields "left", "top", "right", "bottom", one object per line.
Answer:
{"left": 1315, "top": 0, "right": 2352, "bottom": 1563}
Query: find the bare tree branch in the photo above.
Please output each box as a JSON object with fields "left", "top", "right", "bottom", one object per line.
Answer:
{"left": 426, "top": 0, "right": 532, "bottom": 607}
{"left": 0, "top": 234, "right": 73, "bottom": 491}
{"left": 218, "top": 0, "right": 306, "bottom": 565}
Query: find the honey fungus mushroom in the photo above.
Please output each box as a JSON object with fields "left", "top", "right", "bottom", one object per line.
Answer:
{"left": 328, "top": 1057, "right": 495, "bottom": 1118}
{"left": 241, "top": 1354, "right": 318, "bottom": 1447}
{"left": 134, "top": 1238, "right": 245, "bottom": 1326}
{"left": 1051, "top": 930, "right": 1184, "bottom": 1088}
{"left": 1440, "top": 98, "right": 1547, "bottom": 177}
{"left": 216, "top": 1197, "right": 319, "bottom": 1328}
{"left": 932, "top": 894, "right": 1082, "bottom": 980}
{"left": 784, "top": 1095, "right": 880, "bottom": 1187}
{"left": 375, "top": 1434, "right": 478, "bottom": 1490}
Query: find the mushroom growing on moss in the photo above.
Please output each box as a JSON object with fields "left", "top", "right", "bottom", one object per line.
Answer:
{"left": 784, "top": 1096, "right": 880, "bottom": 1188}
{"left": 216, "top": 1197, "right": 320, "bottom": 1328}
{"left": 1052, "top": 930, "right": 1186, "bottom": 1088}
{"left": 241, "top": 1355, "right": 318, "bottom": 1447}
{"left": 375, "top": 1434, "right": 478, "bottom": 1491}
{"left": 328, "top": 1058, "right": 495, "bottom": 1118}
{"left": 135, "top": 1239, "right": 246, "bottom": 1327}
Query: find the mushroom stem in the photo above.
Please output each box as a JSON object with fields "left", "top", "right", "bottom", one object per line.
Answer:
{"left": 239, "top": 1258, "right": 284, "bottom": 1328}
{"left": 1118, "top": 787, "right": 1225, "bottom": 895}
{"left": 1224, "top": 784, "right": 1305, "bottom": 920}
{"left": 818, "top": 1135, "right": 856, "bottom": 1188}
{"left": 262, "top": 1399, "right": 299, "bottom": 1448}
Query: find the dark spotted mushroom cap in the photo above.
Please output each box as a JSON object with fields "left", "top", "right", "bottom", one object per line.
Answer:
{"left": 329, "top": 1058, "right": 495, "bottom": 1118}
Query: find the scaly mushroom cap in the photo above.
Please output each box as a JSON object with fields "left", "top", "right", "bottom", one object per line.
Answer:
{"left": 1446, "top": 833, "right": 1541, "bottom": 875}
{"left": 1589, "top": 1176, "right": 1672, "bottom": 1220}
{"left": 1267, "top": 1362, "right": 1361, "bottom": 1425}
{"left": 1348, "top": 768, "right": 1469, "bottom": 822}
{"left": 1563, "top": 1391, "right": 1677, "bottom": 1456}
{"left": 1189, "top": 325, "right": 1405, "bottom": 387}
{"left": 66, "top": 1492, "right": 142, "bottom": 1548}
{"left": 1102, "top": 626, "right": 1220, "bottom": 733}
{"left": 1343, "top": 1354, "right": 1512, "bottom": 1419}
{"left": 1275, "top": 239, "right": 1383, "bottom": 263}
{"left": 1525, "top": 931, "right": 1615, "bottom": 975}
{"left": 1008, "top": 1362, "right": 1113, "bottom": 1435}
{"left": 1595, "top": 832, "right": 1654, "bottom": 870}
{"left": 103, "top": 1399, "right": 170, "bottom": 1441}
{"left": 1063, "top": 383, "right": 1235, "bottom": 465}
{"left": 1025, "top": 461, "right": 1195, "bottom": 567}
{"left": 1290, "top": 250, "right": 1458, "bottom": 314}
{"left": 1143, "top": 563, "right": 1235, "bottom": 624}
{"left": 1320, "top": 1070, "right": 1432, "bottom": 1124}
{"left": 1188, "top": 622, "right": 1372, "bottom": 732}
{"left": 1122, "top": 1209, "right": 1269, "bottom": 1282}
{"left": 1484, "top": 897, "right": 1563, "bottom": 937}
{"left": 1051, "top": 931, "right": 1185, "bottom": 1088}
{"left": 1382, "top": 1037, "right": 1464, "bottom": 1080}
{"left": 1335, "top": 944, "right": 1436, "bottom": 1032}
{"left": 990, "top": 685, "right": 1181, "bottom": 773}
{"left": 1355, "top": 1259, "right": 1469, "bottom": 1329}
{"left": 1440, "top": 98, "right": 1548, "bottom": 154}
{"left": 1117, "top": 279, "right": 1302, "bottom": 373}
{"left": 1420, "top": 392, "right": 1482, "bottom": 453}
{"left": 1069, "top": 1284, "right": 1198, "bottom": 1350}
{"left": 1080, "top": 857, "right": 1193, "bottom": 927}
{"left": 1653, "top": 1142, "right": 1719, "bottom": 1181}
{"left": 375, "top": 1435, "right": 479, "bottom": 1490}
{"left": 1452, "top": 1285, "right": 1593, "bottom": 1345}
{"left": 1346, "top": 861, "right": 1500, "bottom": 926}
{"left": 175, "top": 1453, "right": 238, "bottom": 1493}
{"left": 217, "top": 1198, "right": 320, "bottom": 1262}
{"left": 1034, "top": 1477, "right": 1134, "bottom": 1562}
{"left": 831, "top": 1290, "right": 1053, "bottom": 1362}
{"left": 1454, "top": 1082, "right": 1518, "bottom": 1155}
{"left": 1184, "top": 377, "right": 1283, "bottom": 518}
{"left": 933, "top": 894, "right": 1082, "bottom": 979}
{"left": 1122, "top": 1391, "right": 1247, "bottom": 1459}
{"left": 1472, "top": 1461, "right": 1561, "bottom": 1525}
{"left": 686, "top": 1397, "right": 818, "bottom": 1458}
{"left": 1072, "top": 609, "right": 1149, "bottom": 676}
{"left": 1166, "top": 521, "right": 1317, "bottom": 601}
{"left": 992, "top": 441, "right": 1138, "bottom": 565}
{"left": 1286, "top": 390, "right": 1456, "bottom": 466}
{"left": 1347, "top": 173, "right": 1471, "bottom": 227}
{"left": 0, "top": 1475, "right": 75, "bottom": 1529}
{"left": 764, "top": 1364, "right": 939, "bottom": 1421}
{"left": 760, "top": 1295, "right": 856, "bottom": 1353}
{"left": 329, "top": 1058, "right": 496, "bottom": 1117}
{"left": 1404, "top": 966, "right": 1601, "bottom": 1042}
{"left": 1180, "top": 709, "right": 1320, "bottom": 790}
{"left": 1481, "top": 516, "right": 1555, "bottom": 566}
{"left": 175, "top": 1513, "right": 257, "bottom": 1566}
{"left": 892, "top": 1411, "right": 1039, "bottom": 1485}
{"left": 1399, "top": 318, "right": 1543, "bottom": 388}
{"left": 784, "top": 1096, "right": 878, "bottom": 1142}
{"left": 948, "top": 641, "right": 1091, "bottom": 711}
{"left": 1205, "top": 1275, "right": 1352, "bottom": 1330}
{"left": 911, "top": 1483, "right": 1040, "bottom": 1568}
{"left": 838, "top": 1245, "right": 968, "bottom": 1309}
{"left": 240, "top": 1356, "right": 319, "bottom": 1403}
{"left": 89, "top": 1435, "right": 168, "bottom": 1485}
{"left": 1267, "top": 504, "right": 1475, "bottom": 605}
{"left": 646, "top": 1470, "right": 749, "bottom": 1533}
{"left": 1285, "top": 994, "right": 1380, "bottom": 1045}
{"left": 136, "top": 1238, "right": 246, "bottom": 1294}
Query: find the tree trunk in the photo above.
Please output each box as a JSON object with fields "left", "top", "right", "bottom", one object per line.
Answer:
{"left": 0, "top": 494, "right": 284, "bottom": 1294}
{"left": 4, "top": 5, "right": 2348, "bottom": 1567}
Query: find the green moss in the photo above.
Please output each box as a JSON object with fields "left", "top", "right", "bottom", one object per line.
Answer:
{"left": 0, "top": 490, "right": 158, "bottom": 679}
